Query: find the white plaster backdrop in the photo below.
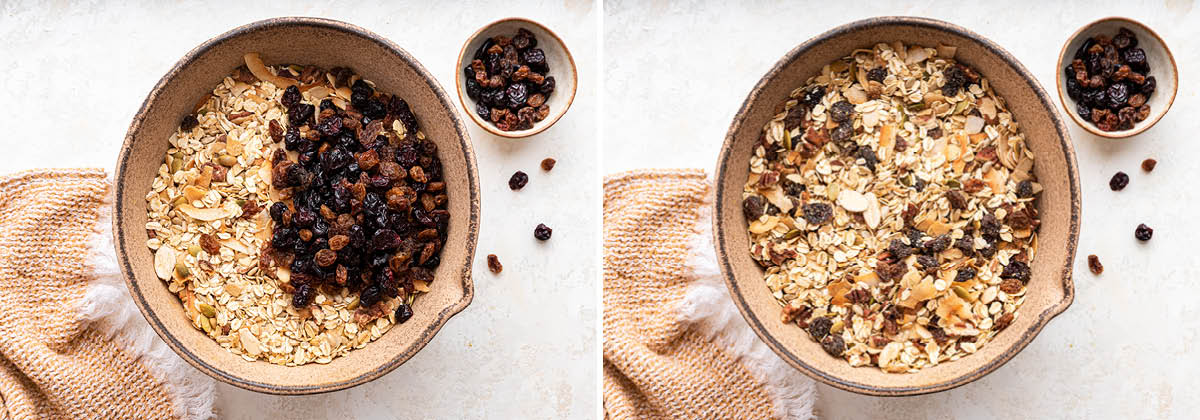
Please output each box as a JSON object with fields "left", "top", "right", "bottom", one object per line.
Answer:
{"left": 604, "top": 0, "right": 1198, "bottom": 418}
{"left": 0, "top": 0, "right": 598, "bottom": 418}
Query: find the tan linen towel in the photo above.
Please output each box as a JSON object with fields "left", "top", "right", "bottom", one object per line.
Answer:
{"left": 603, "top": 169, "right": 815, "bottom": 420}
{"left": 0, "top": 169, "right": 213, "bottom": 420}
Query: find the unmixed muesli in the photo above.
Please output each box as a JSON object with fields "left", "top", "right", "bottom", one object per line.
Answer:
{"left": 145, "top": 53, "right": 446, "bottom": 366}
{"left": 744, "top": 42, "right": 1042, "bottom": 373}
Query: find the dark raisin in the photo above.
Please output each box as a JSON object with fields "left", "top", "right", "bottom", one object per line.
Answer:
{"left": 534, "top": 223, "right": 552, "bottom": 241}
{"left": 1066, "top": 78, "right": 1084, "bottom": 101}
{"left": 522, "top": 48, "right": 548, "bottom": 72}
{"left": 1113, "top": 27, "right": 1137, "bottom": 50}
{"left": 808, "top": 316, "right": 833, "bottom": 339}
{"left": 954, "top": 237, "right": 975, "bottom": 256}
{"left": 1106, "top": 83, "right": 1129, "bottom": 109}
{"left": 866, "top": 67, "right": 887, "bottom": 83}
{"left": 269, "top": 202, "right": 289, "bottom": 222}
{"left": 820, "top": 335, "right": 845, "bottom": 357}
{"left": 1000, "top": 261, "right": 1031, "bottom": 283}
{"left": 1087, "top": 254, "right": 1103, "bottom": 275}
{"left": 292, "top": 283, "right": 314, "bottom": 307}
{"left": 1135, "top": 223, "right": 1153, "bottom": 241}
{"left": 942, "top": 66, "right": 966, "bottom": 96}
{"left": 801, "top": 202, "right": 833, "bottom": 225}
{"left": 829, "top": 100, "right": 855, "bottom": 123}
{"left": 954, "top": 267, "right": 977, "bottom": 283}
{"left": 1141, "top": 158, "right": 1157, "bottom": 172}
{"left": 1141, "top": 76, "right": 1156, "bottom": 95}
{"left": 487, "top": 254, "right": 503, "bottom": 274}
{"left": 465, "top": 78, "right": 483, "bottom": 101}
{"left": 1075, "top": 102, "right": 1092, "bottom": 121}
{"left": 394, "top": 303, "right": 413, "bottom": 324}
{"left": 180, "top": 114, "right": 199, "bottom": 131}
{"left": 540, "top": 76, "right": 556, "bottom": 95}
{"left": 801, "top": 85, "right": 826, "bottom": 108}
{"left": 1016, "top": 180, "right": 1034, "bottom": 198}
{"left": 946, "top": 190, "right": 968, "bottom": 210}
{"left": 831, "top": 124, "right": 852, "bottom": 145}
{"left": 924, "top": 234, "right": 951, "bottom": 253}
{"left": 288, "top": 103, "right": 315, "bottom": 127}
{"left": 359, "top": 284, "right": 382, "bottom": 308}
{"left": 888, "top": 239, "right": 913, "bottom": 260}
{"left": 506, "top": 83, "right": 528, "bottom": 110}
{"left": 916, "top": 254, "right": 938, "bottom": 274}
{"left": 475, "top": 102, "right": 491, "bottom": 120}
{"left": 508, "top": 171, "right": 529, "bottom": 190}
{"left": 1109, "top": 171, "right": 1128, "bottom": 191}
{"left": 281, "top": 85, "right": 302, "bottom": 109}
{"left": 512, "top": 28, "right": 537, "bottom": 50}
{"left": 743, "top": 195, "right": 766, "bottom": 220}
{"left": 1122, "top": 48, "right": 1148, "bottom": 71}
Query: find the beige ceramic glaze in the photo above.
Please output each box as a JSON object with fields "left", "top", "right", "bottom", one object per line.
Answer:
{"left": 113, "top": 17, "right": 479, "bottom": 394}
{"left": 455, "top": 17, "right": 578, "bottom": 138}
{"left": 1056, "top": 16, "right": 1177, "bottom": 139}
{"left": 714, "top": 17, "right": 1080, "bottom": 396}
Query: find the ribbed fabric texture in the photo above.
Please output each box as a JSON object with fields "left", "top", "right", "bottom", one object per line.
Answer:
{"left": 603, "top": 169, "right": 778, "bottom": 420}
{"left": 0, "top": 169, "right": 182, "bottom": 419}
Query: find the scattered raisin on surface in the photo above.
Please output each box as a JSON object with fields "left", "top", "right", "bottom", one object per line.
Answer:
{"left": 508, "top": 171, "right": 528, "bottom": 190}
{"left": 801, "top": 202, "right": 833, "bottom": 225}
{"left": 1135, "top": 223, "right": 1153, "bottom": 241}
{"left": 394, "top": 303, "right": 413, "bottom": 324}
{"left": 1141, "top": 158, "right": 1157, "bottom": 172}
{"left": 487, "top": 254, "right": 503, "bottom": 274}
{"left": 180, "top": 114, "right": 199, "bottom": 131}
{"left": 821, "top": 335, "right": 845, "bottom": 357}
{"left": 534, "top": 223, "right": 553, "bottom": 241}
{"left": 1087, "top": 254, "right": 1103, "bottom": 275}
{"left": 1109, "top": 171, "right": 1129, "bottom": 190}
{"left": 540, "top": 158, "right": 557, "bottom": 171}
{"left": 808, "top": 316, "right": 833, "bottom": 339}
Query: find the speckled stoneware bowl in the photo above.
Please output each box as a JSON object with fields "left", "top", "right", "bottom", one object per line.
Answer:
{"left": 113, "top": 17, "right": 479, "bottom": 394}
{"left": 714, "top": 16, "right": 1080, "bottom": 396}
{"left": 1056, "top": 16, "right": 1178, "bottom": 139}
{"left": 455, "top": 17, "right": 578, "bottom": 138}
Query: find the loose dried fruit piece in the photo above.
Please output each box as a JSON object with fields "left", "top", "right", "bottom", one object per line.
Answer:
{"left": 487, "top": 254, "right": 503, "bottom": 273}
{"left": 534, "top": 223, "right": 552, "bottom": 241}
{"left": 1087, "top": 254, "right": 1103, "bottom": 275}
{"left": 540, "top": 158, "right": 556, "bottom": 171}
{"left": 1109, "top": 171, "right": 1128, "bottom": 191}
{"left": 801, "top": 202, "right": 833, "bottom": 225}
{"left": 508, "top": 171, "right": 529, "bottom": 190}
{"left": 1141, "top": 158, "right": 1157, "bottom": 172}
{"left": 1135, "top": 223, "right": 1153, "bottom": 241}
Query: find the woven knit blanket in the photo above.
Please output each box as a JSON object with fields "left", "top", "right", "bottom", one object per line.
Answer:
{"left": 602, "top": 169, "right": 816, "bottom": 420}
{"left": 0, "top": 169, "right": 214, "bottom": 420}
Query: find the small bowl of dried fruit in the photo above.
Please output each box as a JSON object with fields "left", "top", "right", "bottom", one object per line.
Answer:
{"left": 114, "top": 17, "right": 480, "bottom": 394}
{"left": 1057, "top": 17, "right": 1177, "bottom": 138}
{"left": 456, "top": 17, "right": 577, "bottom": 138}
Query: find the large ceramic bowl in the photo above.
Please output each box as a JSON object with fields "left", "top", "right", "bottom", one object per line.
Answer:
{"left": 713, "top": 17, "right": 1080, "bottom": 396}
{"left": 113, "top": 17, "right": 479, "bottom": 394}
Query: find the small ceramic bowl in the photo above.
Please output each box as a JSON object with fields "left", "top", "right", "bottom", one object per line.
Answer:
{"left": 113, "top": 17, "right": 479, "bottom": 394}
{"left": 1056, "top": 17, "right": 1177, "bottom": 138}
{"left": 714, "top": 16, "right": 1080, "bottom": 396}
{"left": 455, "top": 17, "right": 577, "bottom": 138}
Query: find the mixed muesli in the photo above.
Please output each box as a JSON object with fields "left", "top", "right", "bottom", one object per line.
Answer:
{"left": 743, "top": 42, "right": 1042, "bottom": 373}
{"left": 145, "top": 53, "right": 448, "bottom": 365}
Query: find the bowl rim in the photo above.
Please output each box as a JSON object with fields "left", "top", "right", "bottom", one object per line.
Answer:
{"left": 1055, "top": 16, "right": 1178, "bottom": 139}
{"left": 713, "top": 15, "right": 1080, "bottom": 396}
{"left": 454, "top": 16, "right": 579, "bottom": 139}
{"left": 112, "top": 16, "right": 480, "bottom": 395}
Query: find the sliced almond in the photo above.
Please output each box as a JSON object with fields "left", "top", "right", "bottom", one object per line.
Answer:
{"left": 964, "top": 115, "right": 985, "bottom": 134}
{"left": 863, "top": 192, "right": 881, "bottom": 228}
{"left": 239, "top": 329, "right": 263, "bottom": 356}
{"left": 837, "top": 189, "right": 868, "bottom": 213}
{"left": 154, "top": 246, "right": 176, "bottom": 280}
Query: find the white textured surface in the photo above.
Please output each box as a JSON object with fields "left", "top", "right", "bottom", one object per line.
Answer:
{"left": 605, "top": 0, "right": 1198, "bottom": 418}
{"left": 0, "top": 0, "right": 598, "bottom": 418}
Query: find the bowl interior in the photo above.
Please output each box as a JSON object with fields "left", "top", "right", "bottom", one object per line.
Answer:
{"left": 114, "top": 18, "right": 478, "bottom": 394}
{"left": 715, "top": 17, "right": 1079, "bottom": 395}
{"left": 1057, "top": 17, "right": 1177, "bottom": 138}
{"left": 456, "top": 18, "right": 577, "bottom": 138}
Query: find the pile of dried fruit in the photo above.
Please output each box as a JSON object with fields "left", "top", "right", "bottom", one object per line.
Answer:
{"left": 744, "top": 42, "right": 1041, "bottom": 373}
{"left": 145, "top": 53, "right": 446, "bottom": 365}
{"left": 464, "top": 28, "right": 556, "bottom": 131}
{"left": 1065, "top": 27, "right": 1156, "bottom": 131}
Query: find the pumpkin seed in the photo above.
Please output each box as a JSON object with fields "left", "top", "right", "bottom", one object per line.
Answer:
{"left": 198, "top": 303, "right": 217, "bottom": 318}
